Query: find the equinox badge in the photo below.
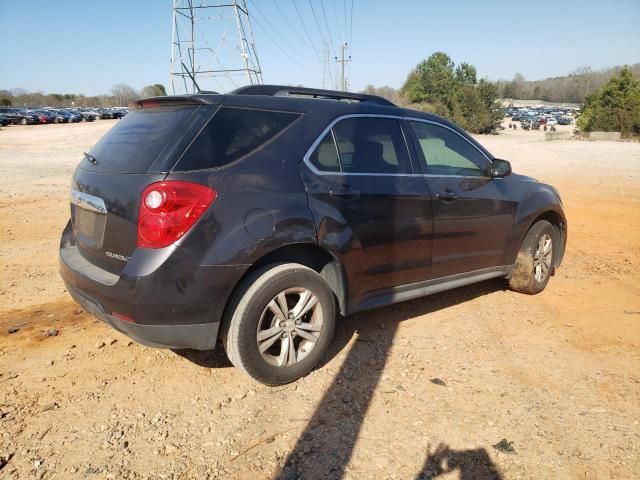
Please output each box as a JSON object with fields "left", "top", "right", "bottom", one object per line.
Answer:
{"left": 105, "top": 251, "right": 130, "bottom": 262}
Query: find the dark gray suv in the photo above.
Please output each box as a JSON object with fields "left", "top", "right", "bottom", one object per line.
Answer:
{"left": 60, "top": 85, "right": 566, "bottom": 385}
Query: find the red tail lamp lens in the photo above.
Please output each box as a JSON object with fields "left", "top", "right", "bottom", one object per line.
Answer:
{"left": 137, "top": 181, "right": 216, "bottom": 249}
{"left": 112, "top": 312, "right": 135, "bottom": 323}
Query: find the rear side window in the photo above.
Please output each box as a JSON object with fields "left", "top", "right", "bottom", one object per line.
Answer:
{"left": 309, "top": 132, "right": 340, "bottom": 172}
{"left": 175, "top": 107, "right": 300, "bottom": 171}
{"left": 332, "top": 117, "right": 411, "bottom": 174}
{"left": 85, "top": 105, "right": 210, "bottom": 173}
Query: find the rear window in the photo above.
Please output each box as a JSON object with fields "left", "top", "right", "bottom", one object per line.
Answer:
{"left": 174, "top": 107, "right": 300, "bottom": 171}
{"left": 84, "top": 105, "right": 212, "bottom": 173}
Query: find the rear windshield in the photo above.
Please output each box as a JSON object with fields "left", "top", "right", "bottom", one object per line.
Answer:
{"left": 83, "top": 105, "right": 212, "bottom": 173}
{"left": 174, "top": 107, "right": 300, "bottom": 171}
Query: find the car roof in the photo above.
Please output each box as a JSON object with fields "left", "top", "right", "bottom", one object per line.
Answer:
{"left": 133, "top": 84, "right": 494, "bottom": 160}
{"left": 138, "top": 84, "right": 456, "bottom": 125}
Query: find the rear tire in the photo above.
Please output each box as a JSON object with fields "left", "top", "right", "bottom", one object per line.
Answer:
{"left": 509, "top": 220, "right": 558, "bottom": 295}
{"left": 222, "top": 263, "right": 336, "bottom": 385}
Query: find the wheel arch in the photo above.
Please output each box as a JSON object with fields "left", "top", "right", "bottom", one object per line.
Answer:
{"left": 227, "top": 242, "right": 348, "bottom": 317}
{"left": 513, "top": 205, "right": 567, "bottom": 268}
{"left": 527, "top": 209, "right": 566, "bottom": 267}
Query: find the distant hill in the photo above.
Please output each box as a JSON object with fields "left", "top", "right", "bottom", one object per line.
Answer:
{"left": 496, "top": 64, "right": 640, "bottom": 104}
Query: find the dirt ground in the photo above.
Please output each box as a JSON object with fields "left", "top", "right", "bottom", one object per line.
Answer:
{"left": 0, "top": 120, "right": 638, "bottom": 480}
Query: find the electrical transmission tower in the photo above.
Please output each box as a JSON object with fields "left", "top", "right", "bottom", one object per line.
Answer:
{"left": 169, "top": 0, "right": 263, "bottom": 94}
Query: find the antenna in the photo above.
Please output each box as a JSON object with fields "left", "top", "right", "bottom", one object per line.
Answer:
{"left": 170, "top": 0, "right": 263, "bottom": 95}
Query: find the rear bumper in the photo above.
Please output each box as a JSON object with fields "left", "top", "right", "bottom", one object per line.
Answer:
{"left": 66, "top": 283, "right": 218, "bottom": 350}
{"left": 59, "top": 221, "right": 248, "bottom": 350}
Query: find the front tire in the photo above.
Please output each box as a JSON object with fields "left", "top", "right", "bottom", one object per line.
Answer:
{"left": 509, "top": 220, "right": 558, "bottom": 294}
{"left": 222, "top": 263, "right": 336, "bottom": 385}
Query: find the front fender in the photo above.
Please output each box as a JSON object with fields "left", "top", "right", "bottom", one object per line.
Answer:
{"left": 506, "top": 184, "right": 567, "bottom": 266}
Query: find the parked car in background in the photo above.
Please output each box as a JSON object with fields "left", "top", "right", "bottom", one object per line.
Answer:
{"left": 0, "top": 107, "right": 35, "bottom": 125}
{"left": 35, "top": 110, "right": 57, "bottom": 123}
{"left": 0, "top": 115, "right": 10, "bottom": 127}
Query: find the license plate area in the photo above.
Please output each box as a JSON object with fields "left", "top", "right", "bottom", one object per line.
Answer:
{"left": 70, "top": 190, "right": 107, "bottom": 249}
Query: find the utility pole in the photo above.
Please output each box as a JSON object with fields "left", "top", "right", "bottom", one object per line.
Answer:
{"left": 170, "top": 0, "right": 262, "bottom": 94}
{"left": 335, "top": 42, "right": 351, "bottom": 91}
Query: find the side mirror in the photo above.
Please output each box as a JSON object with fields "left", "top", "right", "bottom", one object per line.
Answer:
{"left": 491, "top": 158, "right": 512, "bottom": 178}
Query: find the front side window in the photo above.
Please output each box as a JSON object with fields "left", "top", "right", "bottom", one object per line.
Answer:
{"left": 176, "top": 107, "right": 300, "bottom": 171}
{"left": 410, "top": 121, "right": 488, "bottom": 176}
{"left": 332, "top": 117, "right": 411, "bottom": 174}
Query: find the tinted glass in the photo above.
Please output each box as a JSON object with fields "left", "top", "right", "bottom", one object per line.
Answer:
{"left": 85, "top": 105, "right": 210, "bottom": 173}
{"left": 332, "top": 117, "right": 411, "bottom": 174}
{"left": 309, "top": 131, "right": 340, "bottom": 172}
{"left": 176, "top": 107, "right": 300, "bottom": 171}
{"left": 410, "top": 121, "right": 488, "bottom": 176}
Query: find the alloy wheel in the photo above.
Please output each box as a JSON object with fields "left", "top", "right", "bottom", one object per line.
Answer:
{"left": 256, "top": 287, "right": 323, "bottom": 367}
{"left": 533, "top": 233, "right": 553, "bottom": 282}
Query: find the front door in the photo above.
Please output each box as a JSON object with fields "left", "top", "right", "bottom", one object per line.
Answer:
{"left": 407, "top": 119, "right": 516, "bottom": 279}
{"left": 301, "top": 115, "right": 434, "bottom": 309}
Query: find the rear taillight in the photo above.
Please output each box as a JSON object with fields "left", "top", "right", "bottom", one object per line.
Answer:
{"left": 137, "top": 181, "right": 216, "bottom": 249}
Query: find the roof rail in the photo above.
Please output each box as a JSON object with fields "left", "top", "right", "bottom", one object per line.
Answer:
{"left": 229, "top": 84, "right": 396, "bottom": 107}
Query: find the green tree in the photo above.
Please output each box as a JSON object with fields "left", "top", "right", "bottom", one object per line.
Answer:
{"left": 0, "top": 98, "right": 11, "bottom": 106}
{"left": 401, "top": 52, "right": 503, "bottom": 133}
{"left": 577, "top": 66, "right": 640, "bottom": 136}
{"left": 141, "top": 84, "right": 168, "bottom": 97}
{"left": 455, "top": 62, "right": 477, "bottom": 86}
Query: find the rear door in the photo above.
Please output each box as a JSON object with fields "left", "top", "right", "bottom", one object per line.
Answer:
{"left": 302, "top": 115, "right": 434, "bottom": 308}
{"left": 407, "top": 119, "right": 516, "bottom": 278}
{"left": 69, "top": 102, "right": 214, "bottom": 274}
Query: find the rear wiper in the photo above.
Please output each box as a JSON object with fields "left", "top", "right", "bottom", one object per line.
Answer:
{"left": 83, "top": 152, "right": 97, "bottom": 164}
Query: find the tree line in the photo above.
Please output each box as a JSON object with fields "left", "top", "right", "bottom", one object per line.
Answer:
{"left": 0, "top": 83, "right": 167, "bottom": 108}
{"left": 363, "top": 57, "right": 640, "bottom": 136}
{"left": 496, "top": 64, "right": 640, "bottom": 104}
{"left": 577, "top": 67, "right": 640, "bottom": 136}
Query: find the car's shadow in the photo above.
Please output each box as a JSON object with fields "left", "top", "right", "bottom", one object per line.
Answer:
{"left": 176, "top": 277, "right": 507, "bottom": 479}
{"left": 275, "top": 278, "right": 506, "bottom": 479}
{"left": 414, "top": 443, "right": 503, "bottom": 479}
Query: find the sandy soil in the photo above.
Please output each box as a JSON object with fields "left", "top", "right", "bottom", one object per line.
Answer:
{"left": 0, "top": 120, "right": 638, "bottom": 480}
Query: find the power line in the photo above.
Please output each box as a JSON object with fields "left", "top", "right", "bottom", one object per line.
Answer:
{"left": 308, "top": 0, "right": 331, "bottom": 54}
{"left": 247, "top": 6, "right": 309, "bottom": 70}
{"left": 292, "top": 0, "right": 323, "bottom": 61}
{"left": 342, "top": 0, "right": 347, "bottom": 44}
{"left": 348, "top": 0, "right": 354, "bottom": 49}
{"left": 270, "top": 0, "right": 314, "bottom": 54}
{"left": 319, "top": 0, "right": 337, "bottom": 57}
{"left": 247, "top": 0, "right": 311, "bottom": 62}
{"left": 307, "top": 0, "right": 336, "bottom": 87}
{"left": 330, "top": 0, "right": 343, "bottom": 44}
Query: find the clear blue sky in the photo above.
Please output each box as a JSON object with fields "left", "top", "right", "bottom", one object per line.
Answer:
{"left": 1, "top": 0, "right": 639, "bottom": 95}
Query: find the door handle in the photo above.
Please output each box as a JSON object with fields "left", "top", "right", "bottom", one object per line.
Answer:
{"left": 436, "top": 190, "right": 458, "bottom": 201}
{"left": 329, "top": 187, "right": 360, "bottom": 200}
